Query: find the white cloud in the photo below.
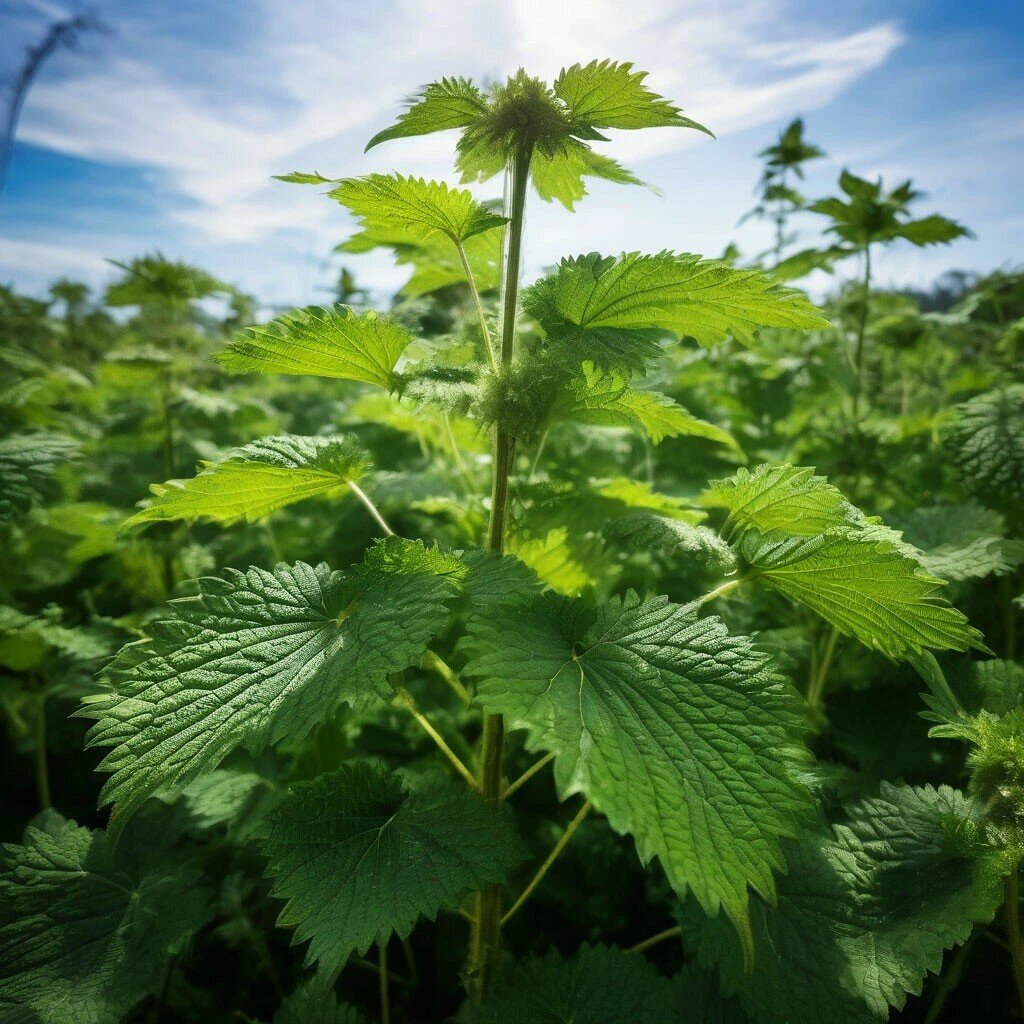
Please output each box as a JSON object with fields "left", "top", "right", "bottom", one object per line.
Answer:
{"left": 14, "top": 0, "right": 902, "bottom": 253}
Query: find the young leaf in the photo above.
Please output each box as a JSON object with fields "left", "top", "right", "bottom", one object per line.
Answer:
{"left": 0, "top": 809, "right": 211, "bottom": 1024}
{"left": 329, "top": 173, "right": 507, "bottom": 244}
{"left": 704, "top": 464, "right": 847, "bottom": 537}
{"left": 475, "top": 943, "right": 685, "bottom": 1023}
{"left": 530, "top": 143, "right": 646, "bottom": 211}
{"left": 218, "top": 306, "right": 413, "bottom": 387}
{"left": 554, "top": 60, "right": 711, "bottom": 133}
{"left": 523, "top": 252, "right": 829, "bottom": 371}
{"left": 258, "top": 763, "right": 523, "bottom": 985}
{"left": 462, "top": 591, "right": 811, "bottom": 938}
{"left": 365, "top": 77, "right": 486, "bottom": 151}
{"left": 274, "top": 170, "right": 337, "bottom": 185}
{"left": 80, "top": 542, "right": 462, "bottom": 831}
{"left": 739, "top": 525, "right": 983, "bottom": 660}
{"left": 552, "top": 362, "right": 738, "bottom": 449}
{"left": 122, "top": 435, "right": 371, "bottom": 530}
{"left": 681, "top": 784, "right": 1003, "bottom": 1024}
{"left": 602, "top": 514, "right": 737, "bottom": 576}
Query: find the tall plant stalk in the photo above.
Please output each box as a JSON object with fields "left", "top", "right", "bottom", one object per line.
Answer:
{"left": 850, "top": 242, "right": 872, "bottom": 424}
{"left": 467, "top": 139, "right": 532, "bottom": 1002}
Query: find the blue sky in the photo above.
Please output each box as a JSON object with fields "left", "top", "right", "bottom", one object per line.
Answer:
{"left": 1, "top": 0, "right": 1022, "bottom": 308}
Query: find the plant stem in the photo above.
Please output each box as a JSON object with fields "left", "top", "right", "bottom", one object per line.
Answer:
{"left": 692, "top": 575, "right": 745, "bottom": 608}
{"left": 923, "top": 928, "right": 978, "bottom": 1024}
{"left": 421, "top": 650, "right": 472, "bottom": 707}
{"left": 529, "top": 424, "right": 550, "bottom": 479}
{"left": 806, "top": 626, "right": 839, "bottom": 710}
{"left": 33, "top": 694, "right": 50, "bottom": 810}
{"left": 626, "top": 925, "right": 682, "bottom": 955}
{"left": 457, "top": 239, "right": 496, "bottom": 371}
{"left": 501, "top": 800, "right": 591, "bottom": 926}
{"left": 379, "top": 941, "right": 391, "bottom": 1024}
{"left": 468, "top": 139, "right": 533, "bottom": 1003}
{"left": 502, "top": 751, "right": 555, "bottom": 801}
{"left": 395, "top": 689, "right": 479, "bottom": 791}
{"left": 349, "top": 481, "right": 394, "bottom": 537}
{"left": 851, "top": 242, "right": 872, "bottom": 423}
{"left": 442, "top": 412, "right": 475, "bottom": 493}
{"left": 1005, "top": 869, "right": 1024, "bottom": 1017}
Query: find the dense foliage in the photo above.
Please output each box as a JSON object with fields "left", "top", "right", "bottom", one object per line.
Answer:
{"left": 1, "top": 60, "right": 1023, "bottom": 1023}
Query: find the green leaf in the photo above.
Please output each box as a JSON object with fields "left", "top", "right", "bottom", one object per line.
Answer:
{"left": 602, "top": 514, "right": 737, "bottom": 576}
{"left": 0, "top": 432, "right": 80, "bottom": 520}
{"left": 329, "top": 174, "right": 507, "bottom": 244}
{"left": 947, "top": 385, "right": 1024, "bottom": 510}
{"left": 956, "top": 659, "right": 1024, "bottom": 718}
{"left": 552, "top": 362, "right": 738, "bottom": 449}
{"left": 508, "top": 527, "right": 594, "bottom": 596}
{"left": 218, "top": 306, "right": 412, "bottom": 387}
{"left": 681, "top": 784, "right": 1003, "bottom": 1024}
{"left": 739, "top": 524, "right": 983, "bottom": 659}
{"left": 273, "top": 170, "right": 337, "bottom": 185}
{"left": 258, "top": 763, "right": 523, "bottom": 985}
{"left": 555, "top": 60, "right": 712, "bottom": 133}
{"left": 463, "top": 591, "right": 811, "bottom": 937}
{"left": 893, "top": 214, "right": 969, "bottom": 247}
{"left": 530, "top": 141, "right": 646, "bottom": 211}
{"left": 475, "top": 943, "right": 684, "bottom": 1023}
{"left": 523, "top": 252, "right": 829, "bottom": 372}
{"left": 80, "top": 542, "right": 462, "bottom": 831}
{"left": 365, "top": 77, "right": 486, "bottom": 151}
{"left": 0, "top": 809, "right": 211, "bottom": 1024}
{"left": 890, "top": 503, "right": 1024, "bottom": 582}
{"left": 274, "top": 984, "right": 367, "bottom": 1024}
{"left": 122, "top": 435, "right": 371, "bottom": 530}
{"left": 704, "top": 464, "right": 847, "bottom": 537}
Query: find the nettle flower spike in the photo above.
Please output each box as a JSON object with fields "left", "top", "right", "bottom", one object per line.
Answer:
{"left": 366, "top": 60, "right": 712, "bottom": 210}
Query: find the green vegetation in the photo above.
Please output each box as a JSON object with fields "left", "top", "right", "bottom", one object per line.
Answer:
{"left": 1, "top": 60, "right": 1022, "bottom": 1024}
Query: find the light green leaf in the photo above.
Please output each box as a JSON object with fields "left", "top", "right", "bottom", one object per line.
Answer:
{"left": 0, "top": 432, "right": 80, "bottom": 520}
{"left": 739, "top": 524, "right": 984, "bottom": 659}
{"left": 218, "top": 306, "right": 412, "bottom": 387}
{"left": 80, "top": 542, "right": 461, "bottom": 831}
{"left": 329, "top": 174, "right": 506, "bottom": 244}
{"left": 0, "top": 809, "right": 211, "bottom": 1024}
{"left": 259, "top": 763, "right": 523, "bottom": 985}
{"left": 530, "top": 142, "right": 646, "bottom": 211}
{"left": 508, "top": 527, "right": 594, "bottom": 596}
{"left": 555, "top": 60, "right": 712, "bottom": 133}
{"left": 463, "top": 591, "right": 810, "bottom": 938}
{"left": 894, "top": 214, "right": 969, "bottom": 247}
{"left": 553, "top": 362, "right": 738, "bottom": 449}
{"left": 704, "top": 465, "right": 847, "bottom": 537}
{"left": 602, "top": 514, "right": 737, "bottom": 576}
{"left": 681, "top": 784, "right": 1003, "bottom": 1024}
{"left": 476, "top": 943, "right": 685, "bottom": 1023}
{"left": 274, "top": 171, "right": 338, "bottom": 185}
{"left": 523, "top": 252, "right": 829, "bottom": 371}
{"left": 365, "top": 77, "right": 486, "bottom": 151}
{"left": 123, "top": 435, "right": 370, "bottom": 530}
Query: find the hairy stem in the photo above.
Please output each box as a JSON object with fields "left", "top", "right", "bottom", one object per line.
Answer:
{"left": 850, "top": 242, "right": 872, "bottom": 423}
{"left": 349, "top": 481, "right": 394, "bottom": 537}
{"left": 502, "top": 751, "right": 556, "bottom": 801}
{"left": 692, "top": 575, "right": 745, "bottom": 608}
{"left": 421, "top": 650, "right": 472, "bottom": 707}
{"left": 502, "top": 800, "right": 592, "bottom": 926}
{"left": 806, "top": 626, "right": 839, "bottom": 710}
{"left": 626, "top": 925, "right": 682, "bottom": 955}
{"left": 395, "top": 689, "right": 478, "bottom": 791}
{"left": 457, "top": 239, "right": 496, "bottom": 371}
{"left": 1005, "top": 869, "right": 1024, "bottom": 1016}
{"left": 468, "top": 139, "right": 532, "bottom": 1003}
{"left": 33, "top": 694, "right": 50, "bottom": 810}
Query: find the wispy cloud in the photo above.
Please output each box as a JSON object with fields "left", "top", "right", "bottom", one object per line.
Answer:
{"left": 14, "top": 0, "right": 902, "bottom": 248}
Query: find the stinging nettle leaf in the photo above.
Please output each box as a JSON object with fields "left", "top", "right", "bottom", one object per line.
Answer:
{"left": 0, "top": 810, "right": 211, "bottom": 1024}
{"left": 681, "top": 784, "right": 1003, "bottom": 1024}
{"left": 218, "top": 305, "right": 413, "bottom": 387}
{"left": 122, "top": 434, "right": 371, "bottom": 530}
{"left": 462, "top": 590, "right": 811, "bottom": 940}
{"left": 365, "top": 77, "right": 486, "bottom": 151}
{"left": 329, "top": 173, "right": 507, "bottom": 245}
{"left": 523, "top": 252, "right": 829, "bottom": 372}
{"left": 274, "top": 983, "right": 367, "bottom": 1024}
{"left": 0, "top": 431, "right": 81, "bottom": 521}
{"left": 555, "top": 59, "right": 712, "bottom": 134}
{"left": 258, "top": 763, "right": 523, "bottom": 985}
{"left": 476, "top": 942, "right": 686, "bottom": 1023}
{"left": 80, "top": 541, "right": 462, "bottom": 831}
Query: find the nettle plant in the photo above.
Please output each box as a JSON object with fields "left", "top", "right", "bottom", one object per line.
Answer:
{"left": 3, "top": 60, "right": 1023, "bottom": 1024}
